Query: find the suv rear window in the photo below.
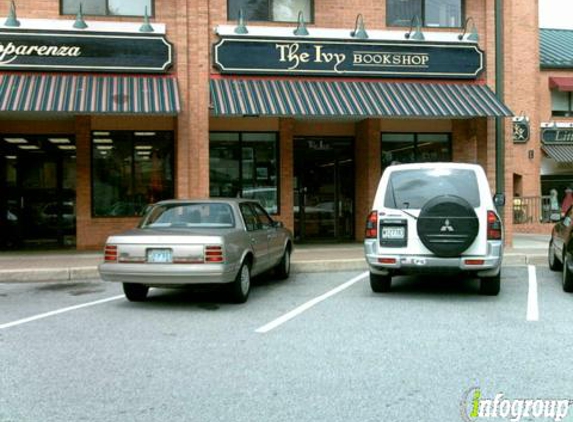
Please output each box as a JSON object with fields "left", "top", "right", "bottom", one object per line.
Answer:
{"left": 384, "top": 168, "right": 481, "bottom": 209}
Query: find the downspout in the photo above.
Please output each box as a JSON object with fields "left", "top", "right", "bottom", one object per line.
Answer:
{"left": 495, "top": 0, "right": 505, "bottom": 216}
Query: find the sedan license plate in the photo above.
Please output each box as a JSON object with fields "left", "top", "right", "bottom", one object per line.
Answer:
{"left": 147, "top": 249, "right": 173, "bottom": 263}
{"left": 381, "top": 226, "right": 405, "bottom": 240}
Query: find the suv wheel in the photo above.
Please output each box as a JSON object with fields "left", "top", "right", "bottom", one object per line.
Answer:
{"left": 370, "top": 273, "right": 391, "bottom": 293}
{"left": 417, "top": 195, "right": 479, "bottom": 258}
{"left": 479, "top": 274, "right": 500, "bottom": 296}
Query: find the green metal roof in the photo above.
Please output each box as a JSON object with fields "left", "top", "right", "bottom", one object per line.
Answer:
{"left": 540, "top": 28, "right": 573, "bottom": 69}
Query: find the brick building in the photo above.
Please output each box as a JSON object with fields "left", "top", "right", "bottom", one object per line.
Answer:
{"left": 0, "top": 0, "right": 545, "bottom": 250}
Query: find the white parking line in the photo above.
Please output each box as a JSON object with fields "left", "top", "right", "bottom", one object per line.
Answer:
{"left": 527, "top": 265, "right": 539, "bottom": 322}
{"left": 256, "top": 271, "right": 369, "bottom": 334}
{"left": 0, "top": 295, "right": 125, "bottom": 330}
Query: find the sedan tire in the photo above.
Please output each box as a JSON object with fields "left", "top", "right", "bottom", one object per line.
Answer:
{"left": 275, "top": 247, "right": 291, "bottom": 280}
{"left": 123, "top": 283, "right": 149, "bottom": 302}
{"left": 563, "top": 253, "right": 573, "bottom": 293}
{"left": 370, "top": 272, "right": 391, "bottom": 293}
{"left": 228, "top": 261, "right": 251, "bottom": 304}
{"left": 548, "top": 240, "right": 563, "bottom": 271}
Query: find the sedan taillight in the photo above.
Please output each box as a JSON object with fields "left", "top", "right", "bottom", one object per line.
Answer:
{"left": 487, "top": 211, "right": 503, "bottom": 240}
{"left": 204, "top": 245, "right": 224, "bottom": 263}
{"left": 104, "top": 244, "right": 118, "bottom": 262}
{"left": 365, "top": 211, "right": 378, "bottom": 239}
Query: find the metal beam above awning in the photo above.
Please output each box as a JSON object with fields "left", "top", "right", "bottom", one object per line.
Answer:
{"left": 542, "top": 143, "right": 573, "bottom": 162}
{"left": 0, "top": 73, "right": 180, "bottom": 114}
{"left": 210, "top": 77, "right": 513, "bottom": 118}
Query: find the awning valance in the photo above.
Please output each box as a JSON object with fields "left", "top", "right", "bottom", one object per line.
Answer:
{"left": 542, "top": 144, "right": 573, "bottom": 162}
{"left": 0, "top": 73, "right": 180, "bottom": 114}
{"left": 549, "top": 77, "right": 573, "bottom": 92}
{"left": 210, "top": 78, "right": 513, "bottom": 118}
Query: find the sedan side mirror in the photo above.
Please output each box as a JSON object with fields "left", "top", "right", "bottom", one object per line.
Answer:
{"left": 493, "top": 193, "right": 506, "bottom": 207}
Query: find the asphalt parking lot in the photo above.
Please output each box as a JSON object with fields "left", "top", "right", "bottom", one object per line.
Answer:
{"left": 2, "top": 265, "right": 573, "bottom": 422}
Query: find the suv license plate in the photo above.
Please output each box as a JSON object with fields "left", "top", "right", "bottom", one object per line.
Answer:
{"left": 381, "top": 227, "right": 405, "bottom": 240}
{"left": 147, "top": 249, "right": 173, "bottom": 263}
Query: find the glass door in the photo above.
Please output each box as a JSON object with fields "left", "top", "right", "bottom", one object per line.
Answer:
{"left": 0, "top": 135, "right": 76, "bottom": 249}
{"left": 294, "top": 137, "right": 354, "bottom": 242}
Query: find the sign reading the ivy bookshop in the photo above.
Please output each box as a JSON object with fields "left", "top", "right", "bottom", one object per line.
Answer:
{"left": 214, "top": 37, "right": 484, "bottom": 79}
{"left": 0, "top": 31, "right": 173, "bottom": 73}
{"left": 542, "top": 128, "right": 573, "bottom": 143}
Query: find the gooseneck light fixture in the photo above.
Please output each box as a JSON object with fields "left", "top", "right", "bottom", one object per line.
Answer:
{"left": 73, "top": 3, "right": 88, "bottom": 29}
{"left": 350, "top": 14, "right": 368, "bottom": 39}
{"left": 139, "top": 6, "right": 154, "bottom": 32}
{"left": 458, "top": 17, "right": 479, "bottom": 42}
{"left": 234, "top": 9, "right": 248, "bottom": 34}
{"left": 404, "top": 15, "right": 424, "bottom": 41}
{"left": 293, "top": 11, "right": 309, "bottom": 36}
{"left": 4, "top": 0, "right": 20, "bottom": 27}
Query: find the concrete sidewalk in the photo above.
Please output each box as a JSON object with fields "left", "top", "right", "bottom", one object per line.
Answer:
{"left": 0, "top": 233, "right": 550, "bottom": 283}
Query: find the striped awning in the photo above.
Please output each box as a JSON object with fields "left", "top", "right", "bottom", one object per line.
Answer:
{"left": 542, "top": 144, "right": 573, "bottom": 162}
{"left": 0, "top": 73, "right": 180, "bottom": 114}
{"left": 210, "top": 78, "right": 513, "bottom": 118}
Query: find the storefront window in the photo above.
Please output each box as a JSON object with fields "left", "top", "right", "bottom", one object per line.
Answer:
{"left": 552, "top": 91, "right": 572, "bottom": 117}
{"left": 61, "top": 0, "right": 152, "bottom": 16}
{"left": 210, "top": 132, "right": 279, "bottom": 214}
{"left": 381, "top": 133, "right": 451, "bottom": 167}
{"left": 228, "top": 0, "right": 312, "bottom": 22}
{"left": 92, "top": 131, "right": 174, "bottom": 217}
{"left": 387, "top": 0, "right": 462, "bottom": 27}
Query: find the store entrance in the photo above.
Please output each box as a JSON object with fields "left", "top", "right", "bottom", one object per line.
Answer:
{"left": 294, "top": 137, "right": 354, "bottom": 242}
{"left": 0, "top": 135, "right": 76, "bottom": 249}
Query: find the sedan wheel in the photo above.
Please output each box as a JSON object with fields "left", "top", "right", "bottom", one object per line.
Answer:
{"left": 228, "top": 261, "right": 251, "bottom": 303}
{"left": 563, "top": 253, "right": 573, "bottom": 293}
{"left": 275, "top": 247, "right": 291, "bottom": 280}
{"left": 548, "top": 240, "right": 563, "bottom": 271}
{"left": 123, "top": 283, "right": 149, "bottom": 302}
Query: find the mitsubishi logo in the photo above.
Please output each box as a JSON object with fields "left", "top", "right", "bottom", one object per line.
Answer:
{"left": 440, "top": 219, "right": 455, "bottom": 232}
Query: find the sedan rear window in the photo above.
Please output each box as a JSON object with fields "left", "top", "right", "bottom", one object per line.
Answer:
{"left": 384, "top": 168, "right": 481, "bottom": 209}
{"left": 140, "top": 203, "right": 235, "bottom": 228}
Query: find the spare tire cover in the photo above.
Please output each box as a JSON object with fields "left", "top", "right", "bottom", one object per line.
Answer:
{"left": 416, "top": 195, "right": 479, "bottom": 257}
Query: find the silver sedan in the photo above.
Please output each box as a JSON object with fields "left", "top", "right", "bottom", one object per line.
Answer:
{"left": 98, "top": 199, "right": 293, "bottom": 303}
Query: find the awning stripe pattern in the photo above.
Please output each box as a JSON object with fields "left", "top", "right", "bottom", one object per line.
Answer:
{"left": 542, "top": 144, "right": 573, "bottom": 163}
{"left": 210, "top": 78, "right": 513, "bottom": 118}
{"left": 0, "top": 73, "right": 180, "bottom": 114}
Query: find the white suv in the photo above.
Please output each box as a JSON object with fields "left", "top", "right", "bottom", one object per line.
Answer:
{"left": 364, "top": 163, "right": 504, "bottom": 295}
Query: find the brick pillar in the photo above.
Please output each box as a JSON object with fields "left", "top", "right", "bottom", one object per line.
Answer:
{"left": 279, "top": 118, "right": 294, "bottom": 233}
{"left": 75, "top": 115, "right": 92, "bottom": 250}
{"left": 175, "top": 0, "right": 210, "bottom": 198}
{"left": 355, "top": 119, "right": 381, "bottom": 241}
{"left": 452, "top": 120, "right": 478, "bottom": 163}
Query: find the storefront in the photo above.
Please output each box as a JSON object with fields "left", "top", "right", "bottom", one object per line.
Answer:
{"left": 208, "top": 24, "right": 512, "bottom": 241}
{"left": 0, "top": 18, "right": 179, "bottom": 249}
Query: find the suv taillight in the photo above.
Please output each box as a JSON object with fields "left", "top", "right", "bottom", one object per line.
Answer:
{"left": 104, "top": 244, "right": 118, "bottom": 262}
{"left": 487, "top": 211, "right": 502, "bottom": 240}
{"left": 205, "top": 245, "right": 224, "bottom": 263}
{"left": 365, "top": 211, "right": 378, "bottom": 239}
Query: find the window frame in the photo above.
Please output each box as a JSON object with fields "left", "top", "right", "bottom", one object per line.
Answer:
{"left": 381, "top": 132, "right": 452, "bottom": 169}
{"left": 385, "top": 0, "right": 464, "bottom": 28}
{"left": 90, "top": 130, "right": 174, "bottom": 218}
{"left": 227, "top": 0, "right": 314, "bottom": 23}
{"left": 60, "top": 0, "right": 155, "bottom": 17}
{"left": 209, "top": 131, "right": 281, "bottom": 216}
{"left": 551, "top": 90, "right": 573, "bottom": 117}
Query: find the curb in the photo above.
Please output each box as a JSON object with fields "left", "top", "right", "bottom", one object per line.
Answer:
{"left": 0, "top": 255, "right": 549, "bottom": 283}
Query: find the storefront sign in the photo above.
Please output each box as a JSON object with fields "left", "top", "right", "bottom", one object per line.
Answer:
{"left": 214, "top": 37, "right": 484, "bottom": 79}
{"left": 0, "top": 31, "right": 172, "bottom": 73}
{"left": 512, "top": 118, "right": 530, "bottom": 143}
{"left": 541, "top": 128, "right": 573, "bottom": 143}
